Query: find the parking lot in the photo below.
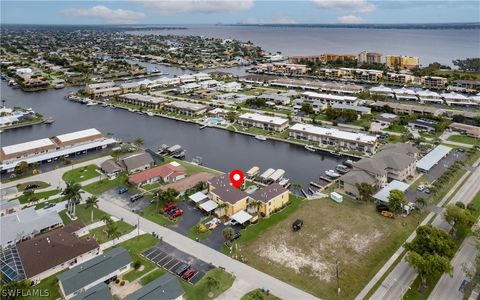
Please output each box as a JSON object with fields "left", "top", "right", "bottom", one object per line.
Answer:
{"left": 142, "top": 240, "right": 214, "bottom": 284}
{"left": 100, "top": 189, "right": 151, "bottom": 213}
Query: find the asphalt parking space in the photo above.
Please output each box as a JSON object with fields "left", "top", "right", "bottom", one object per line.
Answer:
{"left": 100, "top": 189, "right": 150, "bottom": 212}
{"left": 169, "top": 201, "right": 204, "bottom": 235}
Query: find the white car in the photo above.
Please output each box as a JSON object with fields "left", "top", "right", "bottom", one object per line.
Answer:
{"left": 417, "top": 185, "right": 424, "bottom": 192}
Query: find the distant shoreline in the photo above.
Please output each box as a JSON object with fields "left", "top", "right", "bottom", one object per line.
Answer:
{"left": 227, "top": 23, "right": 480, "bottom": 30}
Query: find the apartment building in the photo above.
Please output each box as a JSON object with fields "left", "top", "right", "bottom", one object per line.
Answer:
{"left": 85, "top": 82, "right": 121, "bottom": 98}
{"left": 358, "top": 51, "right": 384, "bottom": 64}
{"left": 255, "top": 63, "right": 308, "bottom": 75}
{"left": 386, "top": 72, "right": 418, "bottom": 84}
{"left": 384, "top": 55, "right": 420, "bottom": 69}
{"left": 238, "top": 113, "right": 289, "bottom": 132}
{"left": 296, "top": 91, "right": 359, "bottom": 107}
{"left": 118, "top": 93, "right": 168, "bottom": 110}
{"left": 421, "top": 76, "right": 448, "bottom": 90}
{"left": 289, "top": 123, "right": 379, "bottom": 154}
{"left": 164, "top": 101, "right": 208, "bottom": 116}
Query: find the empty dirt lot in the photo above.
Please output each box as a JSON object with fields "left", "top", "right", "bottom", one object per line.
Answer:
{"left": 236, "top": 198, "right": 425, "bottom": 300}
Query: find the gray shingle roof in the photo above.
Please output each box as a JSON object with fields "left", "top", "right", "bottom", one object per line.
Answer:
{"left": 58, "top": 247, "right": 132, "bottom": 296}
{"left": 120, "top": 152, "right": 153, "bottom": 172}
{"left": 71, "top": 283, "right": 112, "bottom": 300}
{"left": 339, "top": 170, "right": 376, "bottom": 186}
{"left": 124, "top": 274, "right": 184, "bottom": 300}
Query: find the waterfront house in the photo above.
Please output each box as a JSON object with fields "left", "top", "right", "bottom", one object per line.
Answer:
{"left": 15, "top": 221, "right": 100, "bottom": 284}
{"left": 369, "top": 85, "right": 395, "bottom": 99}
{"left": 119, "top": 82, "right": 141, "bottom": 93}
{"left": 207, "top": 175, "right": 250, "bottom": 217}
{"left": 250, "top": 183, "right": 289, "bottom": 217}
{"left": 164, "top": 101, "right": 207, "bottom": 116}
{"left": 117, "top": 152, "right": 154, "bottom": 174}
{"left": 128, "top": 162, "right": 186, "bottom": 186}
{"left": 207, "top": 108, "right": 230, "bottom": 118}
{"left": 58, "top": 247, "right": 132, "bottom": 299}
{"left": 193, "top": 73, "right": 211, "bottom": 81}
{"left": 289, "top": 123, "right": 379, "bottom": 154}
{"left": 255, "top": 63, "right": 308, "bottom": 75}
{"left": 119, "top": 93, "right": 168, "bottom": 110}
{"left": 100, "top": 160, "right": 123, "bottom": 177}
{"left": 85, "top": 82, "right": 122, "bottom": 98}
{"left": 124, "top": 274, "right": 184, "bottom": 300}
{"left": 238, "top": 113, "right": 289, "bottom": 132}
{"left": 416, "top": 90, "right": 443, "bottom": 104}
{"left": 178, "top": 74, "right": 196, "bottom": 83}
{"left": 0, "top": 207, "right": 63, "bottom": 248}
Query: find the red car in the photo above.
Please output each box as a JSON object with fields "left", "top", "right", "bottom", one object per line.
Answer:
{"left": 163, "top": 203, "right": 176, "bottom": 212}
{"left": 182, "top": 268, "right": 197, "bottom": 280}
{"left": 171, "top": 209, "right": 184, "bottom": 218}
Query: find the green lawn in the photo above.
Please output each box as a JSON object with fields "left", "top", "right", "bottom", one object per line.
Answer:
{"left": 28, "top": 271, "right": 65, "bottom": 300}
{"left": 163, "top": 157, "right": 223, "bottom": 176}
{"left": 62, "top": 165, "right": 100, "bottom": 183}
{"left": 16, "top": 181, "right": 50, "bottom": 191}
{"left": 140, "top": 204, "right": 175, "bottom": 226}
{"left": 385, "top": 124, "right": 408, "bottom": 133}
{"left": 241, "top": 289, "right": 281, "bottom": 300}
{"left": 181, "top": 268, "right": 235, "bottom": 300}
{"left": 187, "top": 216, "right": 214, "bottom": 240}
{"left": 140, "top": 269, "right": 167, "bottom": 285}
{"left": 447, "top": 134, "right": 479, "bottom": 146}
{"left": 88, "top": 221, "right": 135, "bottom": 244}
{"left": 59, "top": 203, "right": 109, "bottom": 225}
{"left": 18, "top": 189, "right": 61, "bottom": 204}
{"left": 82, "top": 174, "right": 128, "bottom": 195}
{"left": 115, "top": 234, "right": 159, "bottom": 282}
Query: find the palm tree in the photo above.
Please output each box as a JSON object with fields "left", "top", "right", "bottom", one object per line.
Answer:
{"left": 85, "top": 195, "right": 99, "bottom": 223}
{"left": 61, "top": 181, "right": 84, "bottom": 217}
{"left": 416, "top": 197, "right": 427, "bottom": 208}
{"left": 222, "top": 227, "right": 235, "bottom": 243}
{"left": 102, "top": 215, "right": 113, "bottom": 225}
{"left": 134, "top": 137, "right": 144, "bottom": 148}
{"left": 204, "top": 276, "right": 220, "bottom": 294}
{"left": 356, "top": 183, "right": 377, "bottom": 202}
{"left": 247, "top": 200, "right": 262, "bottom": 213}
{"left": 216, "top": 202, "right": 229, "bottom": 216}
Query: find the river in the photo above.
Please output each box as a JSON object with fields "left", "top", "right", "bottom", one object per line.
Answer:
{"left": 0, "top": 81, "right": 344, "bottom": 189}
{"left": 128, "top": 25, "right": 480, "bottom": 66}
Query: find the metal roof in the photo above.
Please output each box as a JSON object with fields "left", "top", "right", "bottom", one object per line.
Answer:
{"left": 231, "top": 210, "right": 253, "bottom": 224}
{"left": 416, "top": 145, "right": 452, "bottom": 171}
{"left": 374, "top": 180, "right": 410, "bottom": 203}
{"left": 124, "top": 274, "right": 183, "bottom": 300}
{"left": 188, "top": 192, "right": 208, "bottom": 203}
{"left": 199, "top": 200, "right": 218, "bottom": 212}
{"left": 2, "top": 138, "right": 55, "bottom": 155}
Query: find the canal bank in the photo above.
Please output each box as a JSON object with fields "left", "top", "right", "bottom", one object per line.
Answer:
{"left": 1, "top": 81, "right": 346, "bottom": 189}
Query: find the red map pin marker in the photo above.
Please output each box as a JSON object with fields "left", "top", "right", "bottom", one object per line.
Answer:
{"left": 229, "top": 169, "right": 244, "bottom": 189}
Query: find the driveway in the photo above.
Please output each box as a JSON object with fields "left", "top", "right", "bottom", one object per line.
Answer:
{"left": 169, "top": 201, "right": 204, "bottom": 235}
{"left": 100, "top": 189, "right": 150, "bottom": 213}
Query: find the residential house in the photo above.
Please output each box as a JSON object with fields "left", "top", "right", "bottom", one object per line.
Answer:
{"left": 16, "top": 221, "right": 100, "bottom": 284}
{"left": 128, "top": 162, "right": 186, "bottom": 186}
{"left": 371, "top": 101, "right": 442, "bottom": 116}
{"left": 393, "top": 87, "right": 418, "bottom": 102}
{"left": 219, "top": 82, "right": 242, "bottom": 92}
{"left": 408, "top": 118, "right": 438, "bottom": 132}
{"left": 448, "top": 123, "right": 480, "bottom": 138}
{"left": 250, "top": 183, "right": 289, "bottom": 217}
{"left": 57, "top": 247, "right": 132, "bottom": 300}
{"left": 124, "top": 274, "right": 184, "bottom": 300}
{"left": 118, "top": 93, "right": 168, "bottom": 110}
{"left": 416, "top": 90, "right": 443, "bottom": 104}
{"left": 296, "top": 92, "right": 359, "bottom": 108}
{"left": 369, "top": 85, "right": 395, "bottom": 99}
{"left": 117, "top": 152, "right": 154, "bottom": 174}
{"left": 208, "top": 175, "right": 250, "bottom": 217}
{"left": 71, "top": 283, "right": 112, "bottom": 300}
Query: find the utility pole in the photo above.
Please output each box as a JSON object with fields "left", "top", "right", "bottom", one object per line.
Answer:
{"left": 137, "top": 215, "right": 140, "bottom": 240}
{"left": 336, "top": 259, "right": 341, "bottom": 296}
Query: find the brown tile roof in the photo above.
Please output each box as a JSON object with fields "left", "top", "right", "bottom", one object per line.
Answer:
{"left": 161, "top": 172, "right": 215, "bottom": 193}
{"left": 16, "top": 221, "right": 99, "bottom": 278}
{"left": 129, "top": 164, "right": 185, "bottom": 185}
{"left": 251, "top": 183, "right": 288, "bottom": 203}
{"left": 208, "top": 175, "right": 249, "bottom": 204}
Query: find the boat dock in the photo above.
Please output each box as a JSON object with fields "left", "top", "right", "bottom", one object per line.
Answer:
{"left": 310, "top": 181, "right": 323, "bottom": 188}
{"left": 319, "top": 176, "right": 333, "bottom": 183}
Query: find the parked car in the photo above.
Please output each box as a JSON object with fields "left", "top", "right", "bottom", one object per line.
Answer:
{"left": 456, "top": 148, "right": 465, "bottom": 153}
{"left": 24, "top": 184, "right": 40, "bottom": 191}
{"left": 166, "top": 208, "right": 178, "bottom": 215}
{"left": 182, "top": 268, "right": 197, "bottom": 280}
{"left": 118, "top": 187, "right": 128, "bottom": 194}
{"left": 163, "top": 203, "right": 176, "bottom": 212}
{"left": 232, "top": 231, "right": 241, "bottom": 240}
{"left": 130, "top": 193, "right": 143, "bottom": 202}
{"left": 292, "top": 219, "right": 303, "bottom": 231}
{"left": 424, "top": 188, "right": 431, "bottom": 194}
{"left": 171, "top": 209, "right": 184, "bottom": 218}
{"left": 416, "top": 185, "right": 424, "bottom": 192}
{"left": 44, "top": 203, "right": 56, "bottom": 209}
{"left": 376, "top": 204, "right": 390, "bottom": 212}
{"left": 174, "top": 263, "right": 189, "bottom": 276}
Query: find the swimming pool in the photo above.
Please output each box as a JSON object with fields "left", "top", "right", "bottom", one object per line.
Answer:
{"left": 206, "top": 117, "right": 226, "bottom": 125}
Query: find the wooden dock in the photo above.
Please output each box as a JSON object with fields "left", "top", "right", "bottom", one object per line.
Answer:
{"left": 320, "top": 176, "right": 333, "bottom": 183}
{"left": 310, "top": 181, "right": 323, "bottom": 188}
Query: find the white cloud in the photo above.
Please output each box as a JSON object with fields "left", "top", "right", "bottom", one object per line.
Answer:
{"left": 63, "top": 5, "right": 145, "bottom": 24}
{"left": 242, "top": 15, "right": 297, "bottom": 25}
{"left": 313, "top": 0, "right": 375, "bottom": 13}
{"left": 337, "top": 15, "right": 365, "bottom": 24}
{"left": 139, "top": 0, "right": 254, "bottom": 15}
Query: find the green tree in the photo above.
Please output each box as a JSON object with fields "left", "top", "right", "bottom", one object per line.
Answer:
{"left": 0, "top": 279, "right": 32, "bottom": 300}
{"left": 387, "top": 189, "right": 408, "bottom": 214}
{"left": 416, "top": 197, "right": 427, "bottom": 208}
{"left": 134, "top": 137, "right": 144, "bottom": 147}
{"left": 14, "top": 161, "right": 29, "bottom": 176}
{"left": 444, "top": 204, "right": 475, "bottom": 235}
{"left": 226, "top": 111, "right": 237, "bottom": 123}
{"left": 222, "top": 227, "right": 235, "bottom": 242}
{"left": 300, "top": 103, "right": 313, "bottom": 114}
{"left": 406, "top": 251, "right": 452, "bottom": 290}
{"left": 405, "top": 225, "right": 456, "bottom": 259}
{"left": 204, "top": 276, "right": 220, "bottom": 293}
{"left": 22, "top": 189, "right": 35, "bottom": 204}
{"left": 61, "top": 181, "right": 84, "bottom": 217}
{"left": 155, "top": 188, "right": 179, "bottom": 212}
{"left": 85, "top": 195, "right": 99, "bottom": 223}
{"left": 355, "top": 183, "right": 377, "bottom": 202}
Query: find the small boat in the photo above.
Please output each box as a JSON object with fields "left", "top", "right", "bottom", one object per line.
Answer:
{"left": 44, "top": 117, "right": 55, "bottom": 124}
{"left": 199, "top": 124, "right": 209, "bottom": 130}
{"left": 255, "top": 135, "right": 267, "bottom": 141}
{"left": 330, "top": 151, "right": 343, "bottom": 157}
{"left": 304, "top": 145, "right": 316, "bottom": 152}
{"left": 191, "top": 156, "right": 203, "bottom": 165}
{"left": 128, "top": 108, "right": 135, "bottom": 112}
{"left": 102, "top": 103, "right": 108, "bottom": 107}
{"left": 279, "top": 178, "right": 290, "bottom": 186}
{"left": 344, "top": 159, "right": 354, "bottom": 167}
{"left": 158, "top": 144, "right": 170, "bottom": 154}
{"left": 335, "top": 164, "right": 349, "bottom": 174}
{"left": 136, "top": 111, "right": 144, "bottom": 115}
{"left": 146, "top": 112, "right": 154, "bottom": 117}
{"left": 109, "top": 105, "right": 116, "bottom": 109}
{"left": 325, "top": 170, "right": 340, "bottom": 178}
{"left": 172, "top": 149, "right": 186, "bottom": 159}
{"left": 86, "top": 101, "right": 97, "bottom": 106}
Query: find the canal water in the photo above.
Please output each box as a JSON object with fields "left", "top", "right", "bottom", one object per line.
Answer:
{"left": 1, "top": 80, "right": 343, "bottom": 189}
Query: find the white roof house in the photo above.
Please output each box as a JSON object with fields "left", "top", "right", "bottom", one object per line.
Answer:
{"left": 393, "top": 87, "right": 417, "bottom": 101}
{"left": 441, "top": 92, "right": 472, "bottom": 106}
{"left": 178, "top": 74, "right": 196, "bottom": 83}
{"left": 289, "top": 123, "right": 378, "bottom": 144}
{"left": 301, "top": 92, "right": 358, "bottom": 104}
{"left": 231, "top": 210, "right": 253, "bottom": 224}
{"left": 369, "top": 85, "right": 394, "bottom": 94}
{"left": 416, "top": 145, "right": 452, "bottom": 172}
{"left": 194, "top": 73, "right": 211, "bottom": 81}
{"left": 220, "top": 82, "right": 242, "bottom": 92}
{"left": 2, "top": 138, "right": 55, "bottom": 156}
{"left": 55, "top": 128, "right": 102, "bottom": 144}
{"left": 87, "top": 81, "right": 115, "bottom": 90}
{"left": 188, "top": 192, "right": 208, "bottom": 203}
{"left": 416, "top": 90, "right": 443, "bottom": 104}
{"left": 199, "top": 200, "right": 218, "bottom": 212}
{"left": 238, "top": 113, "right": 288, "bottom": 126}
{"left": 373, "top": 180, "right": 410, "bottom": 203}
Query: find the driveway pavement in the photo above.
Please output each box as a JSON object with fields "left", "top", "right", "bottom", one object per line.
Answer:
{"left": 100, "top": 189, "right": 150, "bottom": 213}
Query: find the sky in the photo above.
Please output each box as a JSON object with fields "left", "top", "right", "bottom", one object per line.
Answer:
{"left": 1, "top": 0, "right": 479, "bottom": 25}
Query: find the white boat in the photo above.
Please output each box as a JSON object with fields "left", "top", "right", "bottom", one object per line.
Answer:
{"left": 146, "top": 112, "right": 154, "bottom": 117}
{"left": 335, "top": 164, "right": 349, "bottom": 174}
{"left": 344, "top": 159, "right": 354, "bottom": 167}
{"left": 255, "top": 135, "right": 267, "bottom": 141}
{"left": 279, "top": 178, "right": 290, "bottom": 186}
{"left": 86, "top": 101, "right": 98, "bottom": 106}
{"left": 304, "top": 145, "right": 316, "bottom": 152}
{"left": 325, "top": 170, "right": 340, "bottom": 178}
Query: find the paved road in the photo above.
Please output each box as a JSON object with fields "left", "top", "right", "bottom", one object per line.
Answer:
{"left": 97, "top": 198, "right": 319, "bottom": 300}
{"left": 429, "top": 236, "right": 477, "bottom": 300}
{"left": 366, "top": 160, "right": 480, "bottom": 300}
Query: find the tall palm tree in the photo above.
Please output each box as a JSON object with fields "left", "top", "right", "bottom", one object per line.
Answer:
{"left": 61, "top": 181, "right": 84, "bottom": 217}
{"left": 85, "top": 195, "right": 99, "bottom": 223}
{"left": 216, "top": 202, "right": 229, "bottom": 216}
{"left": 106, "top": 222, "right": 121, "bottom": 244}
{"left": 134, "top": 137, "right": 144, "bottom": 148}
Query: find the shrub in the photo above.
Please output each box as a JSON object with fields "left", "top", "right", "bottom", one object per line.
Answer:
{"left": 455, "top": 202, "right": 466, "bottom": 209}
{"left": 133, "top": 260, "right": 141, "bottom": 270}
{"left": 120, "top": 281, "right": 125, "bottom": 286}
{"left": 467, "top": 203, "right": 476, "bottom": 212}
{"left": 196, "top": 223, "right": 208, "bottom": 233}
{"left": 115, "top": 279, "right": 120, "bottom": 284}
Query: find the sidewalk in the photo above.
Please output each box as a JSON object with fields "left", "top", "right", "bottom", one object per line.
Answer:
{"left": 99, "top": 229, "right": 145, "bottom": 250}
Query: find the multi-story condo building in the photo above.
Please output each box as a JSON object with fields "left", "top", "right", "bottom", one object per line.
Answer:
{"left": 358, "top": 51, "right": 384, "bottom": 65}
{"left": 289, "top": 123, "right": 378, "bottom": 154}
{"left": 163, "top": 101, "right": 207, "bottom": 116}
{"left": 421, "top": 76, "right": 448, "bottom": 90}
{"left": 119, "top": 93, "right": 168, "bottom": 110}
{"left": 386, "top": 72, "right": 419, "bottom": 84}
{"left": 416, "top": 90, "right": 444, "bottom": 104}
{"left": 238, "top": 113, "right": 289, "bottom": 132}
{"left": 289, "top": 53, "right": 357, "bottom": 64}
{"left": 384, "top": 55, "right": 420, "bottom": 69}
{"left": 255, "top": 63, "right": 308, "bottom": 75}
{"left": 297, "top": 91, "right": 359, "bottom": 107}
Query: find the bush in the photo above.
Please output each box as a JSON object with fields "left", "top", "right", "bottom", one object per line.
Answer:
{"left": 455, "top": 202, "right": 466, "bottom": 209}
{"left": 115, "top": 279, "right": 120, "bottom": 284}
{"left": 467, "top": 203, "right": 476, "bottom": 212}
{"left": 120, "top": 281, "right": 125, "bottom": 286}
{"left": 196, "top": 223, "right": 208, "bottom": 233}
{"left": 133, "top": 260, "right": 141, "bottom": 270}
